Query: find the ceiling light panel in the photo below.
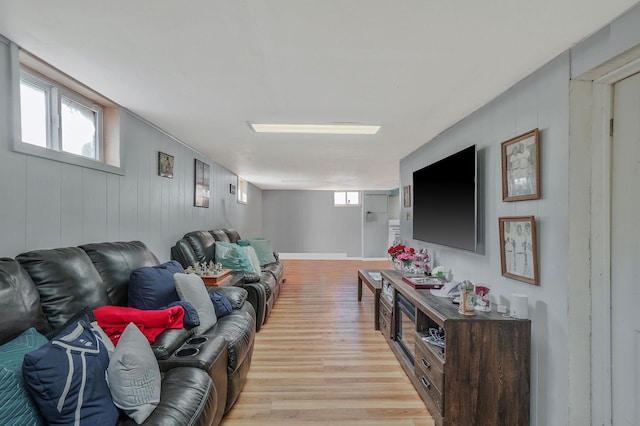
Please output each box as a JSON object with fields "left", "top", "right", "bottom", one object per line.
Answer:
{"left": 250, "top": 123, "right": 380, "bottom": 135}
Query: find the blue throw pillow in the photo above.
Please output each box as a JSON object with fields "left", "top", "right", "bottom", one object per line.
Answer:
{"left": 129, "top": 260, "right": 184, "bottom": 309}
{"left": 166, "top": 301, "right": 200, "bottom": 328}
{"left": 22, "top": 315, "right": 118, "bottom": 426}
{"left": 214, "top": 242, "right": 254, "bottom": 272}
{"left": 209, "top": 291, "right": 233, "bottom": 318}
{"left": 0, "top": 328, "right": 48, "bottom": 426}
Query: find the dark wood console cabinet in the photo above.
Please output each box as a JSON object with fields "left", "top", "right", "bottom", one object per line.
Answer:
{"left": 381, "top": 270, "right": 531, "bottom": 426}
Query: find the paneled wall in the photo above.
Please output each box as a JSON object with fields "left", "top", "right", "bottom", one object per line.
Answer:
{"left": 0, "top": 37, "right": 261, "bottom": 261}
{"left": 399, "top": 7, "right": 640, "bottom": 425}
{"left": 400, "top": 53, "right": 570, "bottom": 425}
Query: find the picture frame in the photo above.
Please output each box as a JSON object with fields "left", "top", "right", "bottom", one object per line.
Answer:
{"left": 158, "top": 151, "right": 174, "bottom": 178}
{"left": 194, "top": 159, "right": 210, "bottom": 208}
{"left": 403, "top": 185, "right": 411, "bottom": 207}
{"left": 229, "top": 183, "right": 236, "bottom": 195}
{"left": 498, "top": 216, "right": 539, "bottom": 285}
{"left": 501, "top": 128, "right": 540, "bottom": 201}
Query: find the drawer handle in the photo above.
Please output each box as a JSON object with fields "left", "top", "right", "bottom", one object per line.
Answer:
{"left": 421, "top": 358, "right": 431, "bottom": 370}
{"left": 420, "top": 376, "right": 431, "bottom": 390}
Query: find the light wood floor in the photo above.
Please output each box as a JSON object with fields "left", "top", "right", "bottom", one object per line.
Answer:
{"left": 221, "top": 259, "right": 435, "bottom": 426}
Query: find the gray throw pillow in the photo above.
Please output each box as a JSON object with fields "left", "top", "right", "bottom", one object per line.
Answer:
{"left": 173, "top": 273, "right": 217, "bottom": 334}
{"left": 107, "top": 322, "right": 161, "bottom": 424}
{"left": 242, "top": 246, "right": 262, "bottom": 274}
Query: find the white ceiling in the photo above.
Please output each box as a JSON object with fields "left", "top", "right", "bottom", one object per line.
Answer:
{"left": 1, "top": 1, "right": 638, "bottom": 190}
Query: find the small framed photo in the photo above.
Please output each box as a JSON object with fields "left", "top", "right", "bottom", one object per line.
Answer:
{"left": 499, "top": 216, "right": 539, "bottom": 285}
{"left": 229, "top": 183, "right": 236, "bottom": 195}
{"left": 194, "top": 159, "right": 210, "bottom": 208}
{"left": 158, "top": 152, "right": 174, "bottom": 178}
{"left": 403, "top": 185, "right": 411, "bottom": 207}
{"left": 501, "top": 128, "right": 540, "bottom": 201}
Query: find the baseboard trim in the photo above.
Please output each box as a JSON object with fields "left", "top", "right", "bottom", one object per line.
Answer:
{"left": 279, "top": 253, "right": 389, "bottom": 261}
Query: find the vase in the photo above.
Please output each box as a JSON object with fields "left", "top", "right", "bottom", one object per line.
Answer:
{"left": 392, "top": 260, "right": 401, "bottom": 271}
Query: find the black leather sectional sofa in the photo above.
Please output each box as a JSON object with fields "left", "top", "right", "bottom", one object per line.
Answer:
{"left": 171, "top": 229, "right": 284, "bottom": 331}
{"left": 0, "top": 240, "right": 255, "bottom": 425}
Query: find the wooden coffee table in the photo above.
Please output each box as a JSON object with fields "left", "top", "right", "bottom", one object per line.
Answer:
{"left": 357, "top": 269, "right": 383, "bottom": 330}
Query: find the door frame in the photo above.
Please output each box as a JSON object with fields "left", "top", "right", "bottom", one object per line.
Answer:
{"left": 362, "top": 191, "right": 390, "bottom": 258}
{"left": 570, "top": 55, "right": 640, "bottom": 425}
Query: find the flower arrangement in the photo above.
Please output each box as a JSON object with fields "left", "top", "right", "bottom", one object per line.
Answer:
{"left": 387, "top": 244, "right": 407, "bottom": 261}
{"left": 396, "top": 249, "right": 415, "bottom": 267}
{"left": 388, "top": 244, "right": 416, "bottom": 268}
{"left": 389, "top": 244, "right": 432, "bottom": 274}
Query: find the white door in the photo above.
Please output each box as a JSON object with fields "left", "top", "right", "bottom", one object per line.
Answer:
{"left": 363, "top": 193, "right": 388, "bottom": 258}
{"left": 611, "top": 71, "right": 640, "bottom": 425}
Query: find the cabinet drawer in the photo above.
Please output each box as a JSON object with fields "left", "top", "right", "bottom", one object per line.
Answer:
{"left": 414, "top": 341, "right": 444, "bottom": 392}
{"left": 415, "top": 369, "right": 444, "bottom": 417}
{"left": 379, "top": 304, "right": 392, "bottom": 339}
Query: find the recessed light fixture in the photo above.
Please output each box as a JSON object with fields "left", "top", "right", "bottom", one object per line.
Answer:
{"left": 249, "top": 123, "right": 381, "bottom": 135}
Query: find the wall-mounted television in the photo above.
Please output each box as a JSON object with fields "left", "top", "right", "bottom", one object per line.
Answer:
{"left": 412, "top": 144, "right": 477, "bottom": 252}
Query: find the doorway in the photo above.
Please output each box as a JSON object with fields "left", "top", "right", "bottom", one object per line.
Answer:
{"left": 574, "top": 57, "right": 640, "bottom": 425}
{"left": 609, "top": 70, "right": 640, "bottom": 425}
{"left": 362, "top": 192, "right": 389, "bottom": 258}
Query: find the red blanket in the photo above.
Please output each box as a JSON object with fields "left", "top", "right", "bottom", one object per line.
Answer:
{"left": 94, "top": 305, "right": 184, "bottom": 346}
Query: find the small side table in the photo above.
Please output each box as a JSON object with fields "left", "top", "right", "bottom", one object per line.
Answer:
{"left": 194, "top": 269, "right": 232, "bottom": 286}
{"left": 357, "top": 269, "right": 383, "bottom": 330}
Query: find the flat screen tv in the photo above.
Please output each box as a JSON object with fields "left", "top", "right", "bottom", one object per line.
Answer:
{"left": 412, "top": 144, "right": 477, "bottom": 252}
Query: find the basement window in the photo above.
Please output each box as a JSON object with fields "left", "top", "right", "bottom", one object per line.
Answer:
{"left": 237, "top": 177, "right": 248, "bottom": 204}
{"left": 11, "top": 46, "right": 122, "bottom": 174}
{"left": 334, "top": 191, "right": 360, "bottom": 206}
{"left": 20, "top": 71, "right": 103, "bottom": 160}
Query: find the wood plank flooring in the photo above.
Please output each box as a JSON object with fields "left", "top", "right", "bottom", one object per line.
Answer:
{"left": 221, "top": 259, "right": 435, "bottom": 426}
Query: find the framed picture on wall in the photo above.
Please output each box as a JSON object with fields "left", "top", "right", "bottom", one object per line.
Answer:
{"left": 501, "top": 128, "right": 540, "bottom": 201}
{"left": 499, "top": 216, "right": 539, "bottom": 285}
{"left": 158, "top": 152, "right": 174, "bottom": 178}
{"left": 403, "top": 185, "right": 411, "bottom": 207}
{"left": 194, "top": 159, "right": 210, "bottom": 208}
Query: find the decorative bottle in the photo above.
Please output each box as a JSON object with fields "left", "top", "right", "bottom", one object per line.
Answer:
{"left": 458, "top": 280, "right": 476, "bottom": 316}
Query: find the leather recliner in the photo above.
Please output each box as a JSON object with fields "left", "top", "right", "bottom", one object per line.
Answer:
{"left": 171, "top": 229, "right": 283, "bottom": 331}
{"left": 1, "top": 240, "right": 256, "bottom": 425}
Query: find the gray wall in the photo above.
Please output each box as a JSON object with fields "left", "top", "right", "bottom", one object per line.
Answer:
{"left": 398, "top": 4, "right": 640, "bottom": 422}
{"left": 262, "top": 190, "right": 362, "bottom": 256}
{"left": 0, "top": 37, "right": 261, "bottom": 261}
{"left": 400, "top": 54, "right": 570, "bottom": 424}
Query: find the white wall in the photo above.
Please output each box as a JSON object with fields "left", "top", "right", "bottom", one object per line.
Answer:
{"left": 400, "top": 53, "right": 571, "bottom": 425}
{"left": 0, "top": 37, "right": 261, "bottom": 261}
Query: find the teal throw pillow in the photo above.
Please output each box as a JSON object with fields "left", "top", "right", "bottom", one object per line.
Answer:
{"left": 236, "top": 239, "right": 250, "bottom": 247}
{"left": 214, "top": 241, "right": 255, "bottom": 273}
{"left": 0, "top": 328, "right": 48, "bottom": 426}
{"left": 242, "top": 246, "right": 262, "bottom": 274}
{"left": 248, "top": 238, "right": 277, "bottom": 266}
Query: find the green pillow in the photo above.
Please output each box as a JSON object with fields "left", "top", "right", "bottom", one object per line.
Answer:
{"left": 249, "top": 238, "right": 277, "bottom": 266}
{"left": 0, "top": 328, "right": 48, "bottom": 425}
{"left": 236, "top": 239, "right": 250, "bottom": 247}
{"left": 214, "top": 242, "right": 254, "bottom": 272}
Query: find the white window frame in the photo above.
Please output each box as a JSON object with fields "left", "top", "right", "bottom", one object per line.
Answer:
{"left": 334, "top": 191, "right": 361, "bottom": 206}
{"left": 20, "top": 69, "right": 105, "bottom": 160}
{"left": 237, "top": 177, "right": 248, "bottom": 204}
{"left": 9, "top": 42, "right": 123, "bottom": 174}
